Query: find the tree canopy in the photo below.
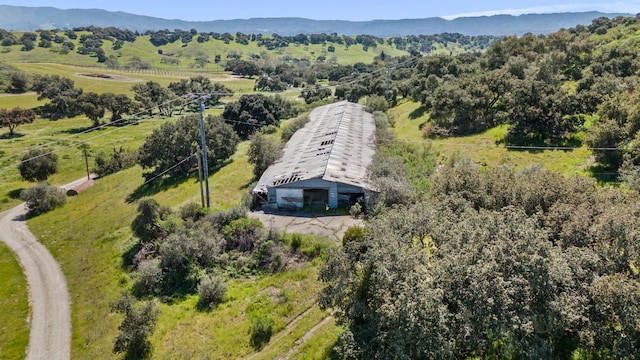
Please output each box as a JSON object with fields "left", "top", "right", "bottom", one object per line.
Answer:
{"left": 0, "top": 107, "right": 35, "bottom": 135}
{"left": 321, "top": 162, "right": 640, "bottom": 359}
{"left": 18, "top": 148, "right": 58, "bottom": 182}
{"left": 222, "top": 94, "right": 299, "bottom": 138}
{"left": 138, "top": 114, "right": 239, "bottom": 181}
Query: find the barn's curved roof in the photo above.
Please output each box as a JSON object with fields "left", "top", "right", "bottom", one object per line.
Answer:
{"left": 253, "top": 101, "right": 376, "bottom": 194}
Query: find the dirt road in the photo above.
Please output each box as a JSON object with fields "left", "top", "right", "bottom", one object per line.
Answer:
{"left": 0, "top": 178, "right": 92, "bottom": 360}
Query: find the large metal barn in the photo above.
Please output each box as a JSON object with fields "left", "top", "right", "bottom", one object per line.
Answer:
{"left": 253, "top": 101, "right": 376, "bottom": 210}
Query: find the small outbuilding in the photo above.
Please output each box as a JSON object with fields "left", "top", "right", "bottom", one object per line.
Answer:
{"left": 66, "top": 179, "right": 95, "bottom": 196}
{"left": 253, "top": 101, "right": 376, "bottom": 210}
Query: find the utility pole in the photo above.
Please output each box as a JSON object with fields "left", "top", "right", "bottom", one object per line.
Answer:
{"left": 197, "top": 95, "right": 211, "bottom": 208}
{"left": 196, "top": 145, "right": 205, "bottom": 208}
{"left": 385, "top": 67, "right": 390, "bottom": 101}
{"left": 83, "top": 143, "right": 90, "bottom": 180}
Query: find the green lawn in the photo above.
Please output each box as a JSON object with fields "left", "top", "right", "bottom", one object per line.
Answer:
{"left": 0, "top": 241, "right": 29, "bottom": 360}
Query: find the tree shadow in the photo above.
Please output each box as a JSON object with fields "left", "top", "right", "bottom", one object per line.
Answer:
{"left": 0, "top": 132, "right": 25, "bottom": 140}
{"left": 120, "top": 239, "right": 141, "bottom": 271}
{"left": 60, "top": 125, "right": 99, "bottom": 134}
{"left": 501, "top": 134, "right": 583, "bottom": 154}
{"left": 126, "top": 175, "right": 192, "bottom": 203}
{"left": 126, "top": 157, "right": 234, "bottom": 204}
{"left": 408, "top": 106, "right": 427, "bottom": 120}
{"left": 585, "top": 164, "right": 620, "bottom": 185}
{"left": 7, "top": 188, "right": 24, "bottom": 199}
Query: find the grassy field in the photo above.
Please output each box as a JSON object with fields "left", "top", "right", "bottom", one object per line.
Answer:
{"left": 0, "top": 241, "right": 29, "bottom": 360}
{"left": 0, "top": 51, "right": 345, "bottom": 357}
{"left": 389, "top": 99, "right": 594, "bottom": 177}
{"left": 23, "top": 161, "right": 340, "bottom": 359}
{"left": 0, "top": 31, "right": 406, "bottom": 72}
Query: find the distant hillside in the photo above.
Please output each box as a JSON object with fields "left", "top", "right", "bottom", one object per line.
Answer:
{"left": 0, "top": 5, "right": 630, "bottom": 36}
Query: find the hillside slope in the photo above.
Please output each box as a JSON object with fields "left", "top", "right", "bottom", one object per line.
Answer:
{"left": 0, "top": 5, "right": 629, "bottom": 36}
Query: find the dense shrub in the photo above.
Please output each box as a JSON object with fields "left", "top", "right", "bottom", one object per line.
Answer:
{"left": 132, "top": 258, "right": 163, "bottom": 297}
{"left": 159, "top": 221, "right": 225, "bottom": 293}
{"left": 249, "top": 315, "right": 274, "bottom": 349}
{"left": 18, "top": 149, "right": 58, "bottom": 182}
{"left": 93, "top": 148, "right": 137, "bottom": 177}
{"left": 223, "top": 218, "right": 265, "bottom": 252}
{"left": 111, "top": 293, "right": 159, "bottom": 359}
{"left": 322, "top": 159, "right": 640, "bottom": 359}
{"left": 20, "top": 183, "right": 66, "bottom": 216}
{"left": 197, "top": 274, "right": 227, "bottom": 310}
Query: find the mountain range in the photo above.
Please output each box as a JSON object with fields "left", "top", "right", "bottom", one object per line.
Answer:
{"left": 0, "top": 5, "right": 631, "bottom": 37}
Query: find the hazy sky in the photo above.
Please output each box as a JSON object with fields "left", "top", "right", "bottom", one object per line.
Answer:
{"left": 0, "top": 1, "right": 639, "bottom": 21}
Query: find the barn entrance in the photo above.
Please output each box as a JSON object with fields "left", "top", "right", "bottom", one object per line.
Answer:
{"left": 304, "top": 188, "right": 329, "bottom": 207}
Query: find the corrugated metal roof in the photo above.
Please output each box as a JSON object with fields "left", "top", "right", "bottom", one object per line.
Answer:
{"left": 253, "top": 101, "right": 376, "bottom": 194}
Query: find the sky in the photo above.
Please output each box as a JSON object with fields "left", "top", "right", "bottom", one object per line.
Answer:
{"left": 0, "top": 1, "right": 639, "bottom": 21}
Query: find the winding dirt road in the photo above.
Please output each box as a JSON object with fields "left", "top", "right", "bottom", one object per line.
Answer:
{"left": 0, "top": 178, "right": 91, "bottom": 360}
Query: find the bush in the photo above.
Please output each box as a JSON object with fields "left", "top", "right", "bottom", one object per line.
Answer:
{"left": 204, "top": 205, "right": 247, "bottom": 231}
{"left": 249, "top": 315, "right": 274, "bottom": 349}
{"left": 20, "top": 183, "right": 66, "bottom": 216}
{"left": 158, "top": 221, "right": 225, "bottom": 293}
{"left": 131, "top": 198, "right": 171, "bottom": 243}
{"left": 365, "top": 95, "right": 389, "bottom": 113}
{"left": 178, "top": 202, "right": 204, "bottom": 221}
{"left": 132, "top": 258, "right": 163, "bottom": 297}
{"left": 111, "top": 293, "right": 159, "bottom": 359}
{"left": 18, "top": 149, "right": 58, "bottom": 182}
{"left": 349, "top": 203, "right": 362, "bottom": 218}
{"left": 197, "top": 274, "right": 227, "bottom": 310}
{"left": 281, "top": 116, "right": 310, "bottom": 142}
{"left": 223, "top": 218, "right": 265, "bottom": 252}
{"left": 342, "top": 226, "right": 366, "bottom": 246}
{"left": 290, "top": 233, "right": 302, "bottom": 250}
{"left": 247, "top": 133, "right": 283, "bottom": 179}
{"left": 93, "top": 147, "right": 137, "bottom": 177}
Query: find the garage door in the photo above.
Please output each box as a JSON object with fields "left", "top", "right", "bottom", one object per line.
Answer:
{"left": 276, "top": 188, "right": 304, "bottom": 209}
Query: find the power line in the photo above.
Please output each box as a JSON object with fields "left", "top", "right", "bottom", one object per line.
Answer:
{"left": 377, "top": 137, "right": 640, "bottom": 152}
{"left": 142, "top": 154, "right": 197, "bottom": 185}
{"left": 140, "top": 143, "right": 233, "bottom": 186}
{"left": 0, "top": 94, "right": 196, "bottom": 164}
{"left": 0, "top": 96, "right": 203, "bottom": 173}
{"left": 3, "top": 53, "right": 421, "bottom": 166}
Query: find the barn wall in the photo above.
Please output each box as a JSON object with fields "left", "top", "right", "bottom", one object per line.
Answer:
{"left": 275, "top": 188, "right": 304, "bottom": 209}
{"left": 268, "top": 178, "right": 351, "bottom": 209}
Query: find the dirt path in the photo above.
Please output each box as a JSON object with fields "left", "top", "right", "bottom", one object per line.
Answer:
{"left": 278, "top": 314, "right": 334, "bottom": 360}
{"left": 0, "top": 178, "right": 91, "bottom": 360}
{"left": 244, "top": 305, "right": 316, "bottom": 360}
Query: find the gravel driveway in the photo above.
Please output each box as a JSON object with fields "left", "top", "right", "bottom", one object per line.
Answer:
{"left": 0, "top": 204, "right": 71, "bottom": 360}
{"left": 0, "top": 177, "right": 92, "bottom": 360}
{"left": 248, "top": 210, "right": 364, "bottom": 241}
